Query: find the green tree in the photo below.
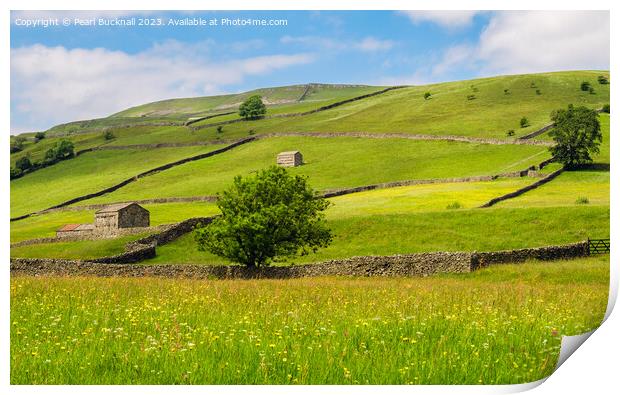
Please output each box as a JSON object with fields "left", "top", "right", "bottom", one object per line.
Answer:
{"left": 10, "top": 136, "right": 26, "bottom": 153}
{"left": 34, "top": 132, "right": 46, "bottom": 142}
{"left": 423, "top": 92, "right": 431, "bottom": 100}
{"left": 103, "top": 131, "right": 115, "bottom": 140}
{"left": 549, "top": 105, "right": 602, "bottom": 169}
{"left": 45, "top": 139, "right": 75, "bottom": 162}
{"left": 238, "top": 95, "right": 266, "bottom": 120}
{"left": 580, "top": 81, "right": 591, "bottom": 91}
{"left": 520, "top": 117, "right": 529, "bottom": 128}
{"left": 194, "top": 166, "right": 332, "bottom": 267}
{"left": 597, "top": 75, "right": 609, "bottom": 85}
{"left": 15, "top": 156, "right": 32, "bottom": 172}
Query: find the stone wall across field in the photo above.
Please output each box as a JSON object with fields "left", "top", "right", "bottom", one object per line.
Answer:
{"left": 11, "top": 241, "right": 591, "bottom": 279}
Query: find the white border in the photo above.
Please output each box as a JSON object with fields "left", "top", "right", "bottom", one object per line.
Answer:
{"left": 2, "top": 1, "right": 617, "bottom": 394}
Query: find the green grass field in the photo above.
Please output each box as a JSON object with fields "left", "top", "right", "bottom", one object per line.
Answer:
{"left": 10, "top": 255, "right": 608, "bottom": 384}
{"left": 82, "top": 137, "right": 549, "bottom": 205}
{"left": 10, "top": 145, "right": 225, "bottom": 217}
{"left": 498, "top": 170, "right": 609, "bottom": 208}
{"left": 149, "top": 206, "right": 608, "bottom": 265}
{"left": 193, "top": 71, "right": 609, "bottom": 140}
{"left": 10, "top": 233, "right": 150, "bottom": 260}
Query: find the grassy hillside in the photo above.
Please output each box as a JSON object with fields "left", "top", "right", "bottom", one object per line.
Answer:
{"left": 111, "top": 84, "right": 379, "bottom": 118}
{"left": 81, "top": 137, "right": 548, "bottom": 205}
{"left": 10, "top": 145, "right": 225, "bottom": 217}
{"left": 10, "top": 71, "right": 608, "bottom": 174}
{"left": 190, "top": 71, "right": 610, "bottom": 139}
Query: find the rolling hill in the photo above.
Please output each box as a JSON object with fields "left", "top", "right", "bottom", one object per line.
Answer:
{"left": 10, "top": 70, "right": 611, "bottom": 264}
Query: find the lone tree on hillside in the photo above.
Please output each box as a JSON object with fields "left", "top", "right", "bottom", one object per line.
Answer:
{"left": 423, "top": 92, "right": 432, "bottom": 100}
{"left": 239, "top": 95, "right": 267, "bottom": 120}
{"left": 549, "top": 105, "right": 602, "bottom": 169}
{"left": 194, "top": 166, "right": 332, "bottom": 267}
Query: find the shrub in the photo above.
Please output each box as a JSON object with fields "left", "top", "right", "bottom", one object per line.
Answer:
{"left": 103, "top": 131, "right": 115, "bottom": 140}
{"left": 466, "top": 94, "right": 476, "bottom": 101}
{"left": 44, "top": 139, "right": 75, "bottom": 163}
{"left": 549, "top": 105, "right": 602, "bottom": 169}
{"left": 248, "top": 129, "right": 256, "bottom": 135}
{"left": 194, "top": 166, "right": 332, "bottom": 267}
{"left": 503, "top": 89, "right": 510, "bottom": 95}
{"left": 15, "top": 156, "right": 32, "bottom": 172}
{"left": 535, "top": 89, "right": 542, "bottom": 95}
{"left": 520, "top": 117, "right": 529, "bottom": 128}
{"left": 446, "top": 202, "right": 462, "bottom": 210}
{"left": 10, "top": 136, "right": 26, "bottom": 153}
{"left": 34, "top": 132, "right": 46, "bottom": 142}
{"left": 10, "top": 167, "right": 23, "bottom": 180}
{"left": 580, "top": 81, "right": 591, "bottom": 91}
{"left": 530, "top": 82, "right": 537, "bottom": 88}
{"left": 216, "top": 126, "right": 223, "bottom": 134}
{"left": 423, "top": 92, "right": 432, "bottom": 100}
{"left": 239, "top": 95, "right": 267, "bottom": 120}
{"left": 575, "top": 196, "right": 590, "bottom": 205}
{"left": 597, "top": 75, "right": 609, "bottom": 85}
{"left": 471, "top": 86, "right": 479, "bottom": 93}
{"left": 589, "top": 86, "right": 595, "bottom": 95}
{"left": 506, "top": 130, "right": 515, "bottom": 137}
{"left": 601, "top": 104, "right": 610, "bottom": 113}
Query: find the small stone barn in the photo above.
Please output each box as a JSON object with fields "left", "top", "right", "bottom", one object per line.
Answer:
{"left": 94, "top": 202, "right": 150, "bottom": 236}
{"left": 56, "top": 223, "right": 94, "bottom": 239}
{"left": 277, "top": 151, "right": 303, "bottom": 167}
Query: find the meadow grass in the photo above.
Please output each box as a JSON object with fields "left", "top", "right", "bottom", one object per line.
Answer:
{"left": 10, "top": 146, "right": 225, "bottom": 217}
{"left": 10, "top": 255, "right": 609, "bottom": 384}
{"left": 9, "top": 233, "right": 151, "bottom": 260}
{"left": 497, "top": 170, "right": 609, "bottom": 208}
{"left": 150, "top": 205, "right": 609, "bottom": 265}
{"left": 81, "top": 136, "right": 548, "bottom": 205}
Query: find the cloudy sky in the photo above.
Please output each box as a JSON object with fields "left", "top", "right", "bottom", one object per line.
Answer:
{"left": 10, "top": 10, "right": 609, "bottom": 133}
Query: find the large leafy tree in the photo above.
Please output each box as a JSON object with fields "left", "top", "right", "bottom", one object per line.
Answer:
{"left": 194, "top": 166, "right": 332, "bottom": 267}
{"left": 549, "top": 105, "right": 602, "bottom": 169}
{"left": 238, "top": 95, "right": 267, "bottom": 120}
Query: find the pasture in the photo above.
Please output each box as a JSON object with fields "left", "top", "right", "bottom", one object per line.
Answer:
{"left": 10, "top": 256, "right": 609, "bottom": 384}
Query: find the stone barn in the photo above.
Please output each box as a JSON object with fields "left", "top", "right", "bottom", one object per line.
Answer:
{"left": 277, "top": 151, "right": 303, "bottom": 167}
{"left": 94, "top": 202, "right": 150, "bottom": 236}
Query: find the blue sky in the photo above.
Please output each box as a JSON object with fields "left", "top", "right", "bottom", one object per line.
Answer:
{"left": 10, "top": 10, "right": 609, "bottom": 133}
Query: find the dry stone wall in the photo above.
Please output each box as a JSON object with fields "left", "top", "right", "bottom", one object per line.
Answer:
{"left": 11, "top": 241, "right": 590, "bottom": 279}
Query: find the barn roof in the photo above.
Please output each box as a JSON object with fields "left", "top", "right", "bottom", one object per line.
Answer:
{"left": 95, "top": 202, "right": 145, "bottom": 214}
{"left": 58, "top": 223, "right": 81, "bottom": 231}
{"left": 58, "top": 223, "right": 94, "bottom": 231}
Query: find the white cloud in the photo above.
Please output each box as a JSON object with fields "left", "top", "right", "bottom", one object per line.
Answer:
{"left": 431, "top": 44, "right": 475, "bottom": 76}
{"left": 477, "top": 11, "right": 609, "bottom": 74}
{"left": 384, "top": 10, "right": 609, "bottom": 85}
{"left": 10, "top": 42, "right": 314, "bottom": 131}
{"left": 400, "top": 11, "right": 480, "bottom": 28}
{"left": 353, "top": 37, "right": 395, "bottom": 52}
{"left": 281, "top": 35, "right": 394, "bottom": 52}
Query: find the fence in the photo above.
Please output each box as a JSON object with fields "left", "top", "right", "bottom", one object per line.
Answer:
{"left": 588, "top": 238, "right": 610, "bottom": 254}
